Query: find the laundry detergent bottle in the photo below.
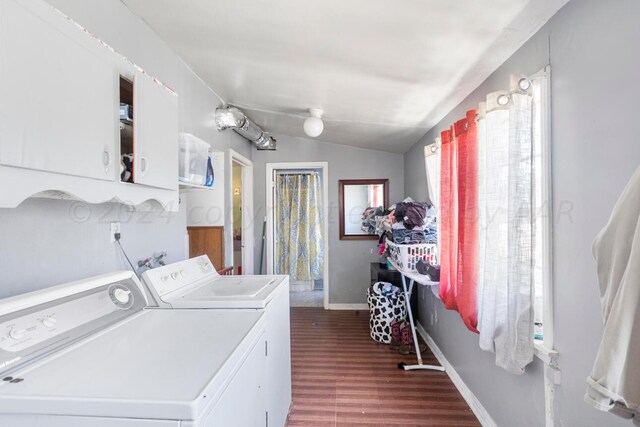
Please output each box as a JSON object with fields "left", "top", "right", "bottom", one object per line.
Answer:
{"left": 205, "top": 155, "right": 214, "bottom": 187}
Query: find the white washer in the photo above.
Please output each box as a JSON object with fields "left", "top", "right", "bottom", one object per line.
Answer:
{"left": 0, "top": 271, "right": 267, "bottom": 427}
{"left": 142, "top": 256, "right": 291, "bottom": 427}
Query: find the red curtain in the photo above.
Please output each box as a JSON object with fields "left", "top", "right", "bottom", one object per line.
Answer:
{"left": 439, "top": 110, "right": 479, "bottom": 333}
{"left": 439, "top": 128, "right": 458, "bottom": 311}
{"left": 457, "top": 110, "right": 479, "bottom": 333}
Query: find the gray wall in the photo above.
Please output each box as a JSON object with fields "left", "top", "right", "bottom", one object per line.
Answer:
{"left": 252, "top": 135, "right": 404, "bottom": 305}
{"left": 405, "top": 0, "right": 640, "bottom": 426}
{"left": 0, "top": 0, "right": 250, "bottom": 297}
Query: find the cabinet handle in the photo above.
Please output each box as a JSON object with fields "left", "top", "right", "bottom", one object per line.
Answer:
{"left": 140, "top": 156, "right": 148, "bottom": 175}
{"left": 103, "top": 150, "right": 111, "bottom": 172}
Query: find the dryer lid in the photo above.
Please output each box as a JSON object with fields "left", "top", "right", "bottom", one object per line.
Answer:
{"left": 0, "top": 271, "right": 147, "bottom": 377}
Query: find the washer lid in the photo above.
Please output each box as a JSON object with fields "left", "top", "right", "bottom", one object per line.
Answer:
{"left": 170, "top": 275, "right": 289, "bottom": 309}
{"left": 196, "top": 276, "right": 275, "bottom": 297}
{"left": 141, "top": 256, "right": 289, "bottom": 309}
{"left": 0, "top": 309, "right": 265, "bottom": 421}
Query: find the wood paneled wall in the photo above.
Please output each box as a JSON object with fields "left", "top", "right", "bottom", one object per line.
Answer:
{"left": 187, "top": 226, "right": 225, "bottom": 270}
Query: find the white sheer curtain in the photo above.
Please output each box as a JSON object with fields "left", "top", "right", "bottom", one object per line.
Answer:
{"left": 477, "top": 75, "right": 535, "bottom": 374}
{"left": 424, "top": 139, "right": 441, "bottom": 208}
{"left": 424, "top": 140, "right": 442, "bottom": 299}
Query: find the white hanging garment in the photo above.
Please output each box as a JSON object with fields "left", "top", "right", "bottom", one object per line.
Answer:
{"left": 586, "top": 166, "right": 640, "bottom": 424}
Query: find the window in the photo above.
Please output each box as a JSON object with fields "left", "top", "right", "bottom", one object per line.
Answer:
{"left": 424, "top": 139, "right": 441, "bottom": 208}
{"left": 530, "top": 66, "right": 554, "bottom": 356}
{"left": 424, "top": 138, "right": 441, "bottom": 239}
{"left": 424, "top": 67, "right": 554, "bottom": 373}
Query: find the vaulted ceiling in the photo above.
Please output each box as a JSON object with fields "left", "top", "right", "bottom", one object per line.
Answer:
{"left": 122, "top": 0, "right": 568, "bottom": 153}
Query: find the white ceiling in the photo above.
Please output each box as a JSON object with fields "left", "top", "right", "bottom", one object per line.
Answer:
{"left": 122, "top": 0, "right": 568, "bottom": 153}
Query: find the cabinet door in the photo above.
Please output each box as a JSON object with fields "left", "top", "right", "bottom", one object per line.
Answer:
{"left": 133, "top": 69, "right": 178, "bottom": 190}
{"left": 0, "top": 0, "right": 116, "bottom": 181}
{"left": 204, "top": 332, "right": 266, "bottom": 427}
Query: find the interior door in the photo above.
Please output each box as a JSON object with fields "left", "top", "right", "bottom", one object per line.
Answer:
{"left": 0, "top": 0, "right": 116, "bottom": 180}
{"left": 241, "top": 163, "right": 255, "bottom": 274}
{"left": 133, "top": 69, "right": 178, "bottom": 190}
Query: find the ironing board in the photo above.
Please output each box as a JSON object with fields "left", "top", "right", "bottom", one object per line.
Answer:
{"left": 387, "top": 258, "right": 445, "bottom": 372}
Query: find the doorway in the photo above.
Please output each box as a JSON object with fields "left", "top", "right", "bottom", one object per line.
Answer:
{"left": 232, "top": 161, "right": 243, "bottom": 274}
{"left": 228, "top": 150, "right": 254, "bottom": 275}
{"left": 266, "top": 162, "right": 329, "bottom": 309}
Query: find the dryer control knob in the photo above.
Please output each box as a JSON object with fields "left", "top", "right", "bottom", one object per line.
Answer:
{"left": 41, "top": 317, "right": 57, "bottom": 328}
{"left": 113, "top": 288, "right": 131, "bottom": 304}
{"left": 9, "top": 328, "right": 26, "bottom": 340}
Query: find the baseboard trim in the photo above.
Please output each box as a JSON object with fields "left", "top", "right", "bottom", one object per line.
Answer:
{"left": 416, "top": 322, "right": 497, "bottom": 427}
{"left": 327, "top": 303, "right": 369, "bottom": 310}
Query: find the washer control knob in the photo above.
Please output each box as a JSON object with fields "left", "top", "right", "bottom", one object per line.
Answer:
{"left": 113, "top": 288, "right": 131, "bottom": 304}
{"left": 9, "top": 329, "right": 26, "bottom": 340}
{"left": 171, "top": 271, "right": 180, "bottom": 280}
{"left": 179, "top": 269, "right": 186, "bottom": 278}
{"left": 201, "top": 262, "right": 212, "bottom": 272}
{"left": 161, "top": 275, "right": 169, "bottom": 282}
{"left": 41, "top": 317, "right": 57, "bottom": 328}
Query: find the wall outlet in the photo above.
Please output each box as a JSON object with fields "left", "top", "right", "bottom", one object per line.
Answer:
{"left": 110, "top": 222, "right": 121, "bottom": 243}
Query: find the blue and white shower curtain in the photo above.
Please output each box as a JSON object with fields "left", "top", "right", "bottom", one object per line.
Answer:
{"left": 275, "top": 173, "right": 324, "bottom": 281}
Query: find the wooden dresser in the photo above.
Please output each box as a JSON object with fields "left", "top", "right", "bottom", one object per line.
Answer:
{"left": 187, "top": 226, "right": 225, "bottom": 271}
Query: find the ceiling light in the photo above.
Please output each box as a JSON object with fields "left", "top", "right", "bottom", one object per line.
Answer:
{"left": 303, "top": 108, "right": 324, "bottom": 138}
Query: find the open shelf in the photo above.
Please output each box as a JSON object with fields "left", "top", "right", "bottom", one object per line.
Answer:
{"left": 179, "top": 181, "right": 213, "bottom": 191}
{"left": 119, "top": 76, "right": 134, "bottom": 183}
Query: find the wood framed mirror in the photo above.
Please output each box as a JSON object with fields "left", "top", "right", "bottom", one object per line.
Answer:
{"left": 339, "top": 179, "right": 389, "bottom": 240}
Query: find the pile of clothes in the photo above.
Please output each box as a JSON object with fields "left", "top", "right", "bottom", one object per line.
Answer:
{"left": 416, "top": 259, "right": 440, "bottom": 281}
{"left": 368, "top": 198, "right": 441, "bottom": 281}
{"left": 392, "top": 201, "right": 437, "bottom": 244}
{"left": 369, "top": 198, "right": 437, "bottom": 249}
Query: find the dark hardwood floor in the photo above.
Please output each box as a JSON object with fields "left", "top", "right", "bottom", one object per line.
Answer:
{"left": 286, "top": 308, "right": 481, "bottom": 427}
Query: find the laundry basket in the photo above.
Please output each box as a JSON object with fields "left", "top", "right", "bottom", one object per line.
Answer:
{"left": 179, "top": 133, "right": 210, "bottom": 185}
{"left": 386, "top": 239, "right": 438, "bottom": 272}
{"left": 367, "top": 282, "right": 407, "bottom": 344}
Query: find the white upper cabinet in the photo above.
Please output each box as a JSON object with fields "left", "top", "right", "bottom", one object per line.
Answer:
{"left": 0, "top": 0, "right": 116, "bottom": 181}
{"left": 133, "top": 69, "right": 178, "bottom": 191}
{"left": 0, "top": 0, "right": 181, "bottom": 211}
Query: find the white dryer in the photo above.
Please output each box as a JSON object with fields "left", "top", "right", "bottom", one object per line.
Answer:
{"left": 0, "top": 271, "right": 268, "bottom": 427}
{"left": 142, "top": 256, "right": 291, "bottom": 427}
